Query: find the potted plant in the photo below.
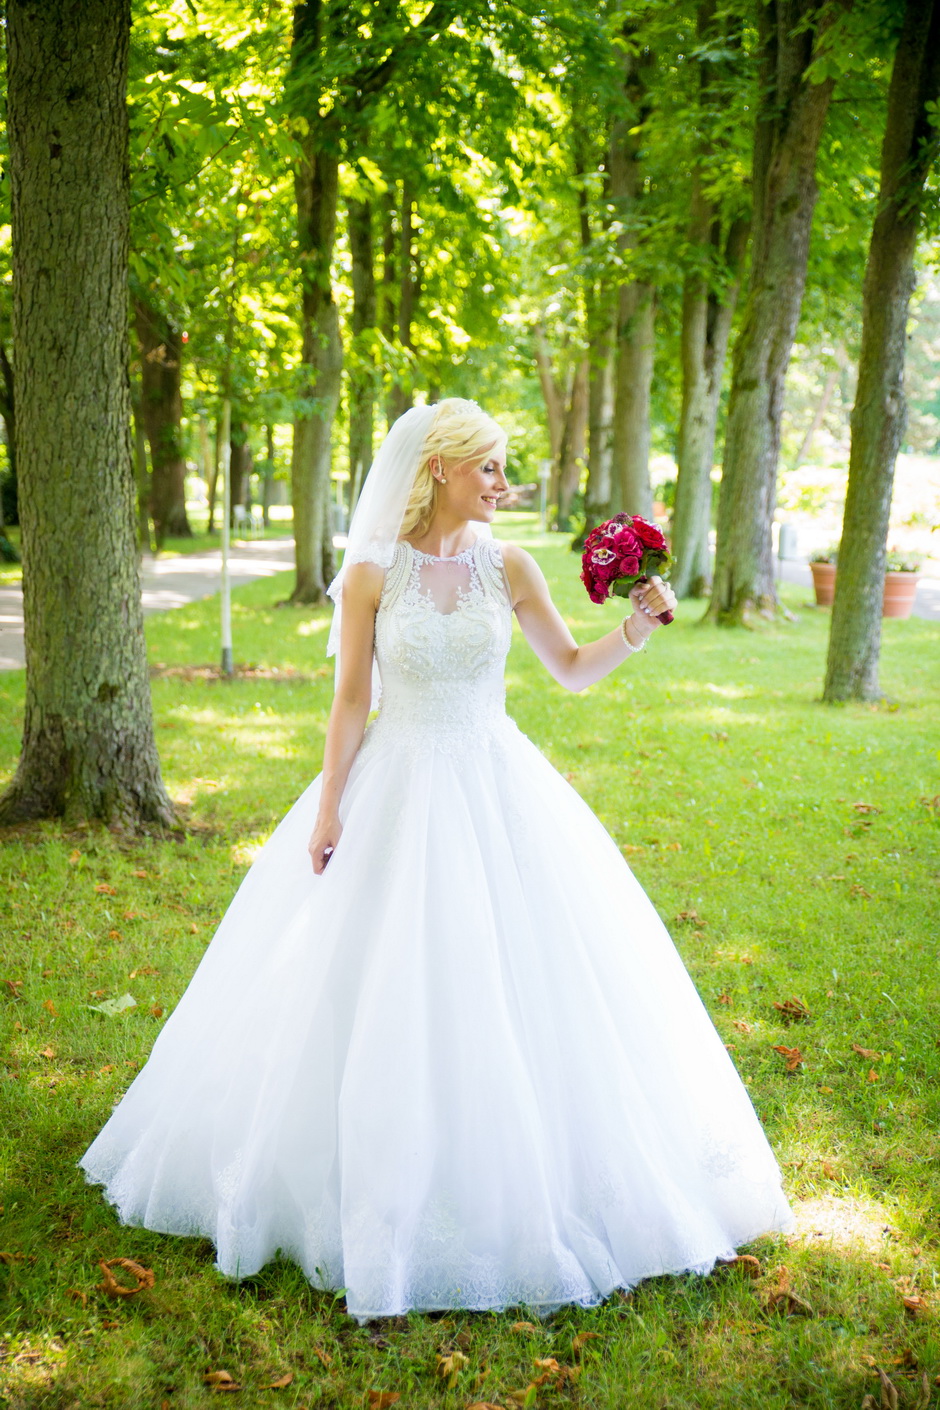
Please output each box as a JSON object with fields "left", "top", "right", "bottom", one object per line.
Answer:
{"left": 809, "top": 546, "right": 838, "bottom": 606}
{"left": 882, "top": 550, "right": 921, "bottom": 619}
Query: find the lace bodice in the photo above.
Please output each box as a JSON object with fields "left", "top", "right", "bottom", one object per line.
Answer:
{"left": 360, "top": 536, "right": 517, "bottom": 759}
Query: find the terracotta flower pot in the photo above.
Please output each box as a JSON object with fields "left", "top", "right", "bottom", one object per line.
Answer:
{"left": 882, "top": 571, "right": 918, "bottom": 619}
{"left": 810, "top": 561, "right": 837, "bottom": 606}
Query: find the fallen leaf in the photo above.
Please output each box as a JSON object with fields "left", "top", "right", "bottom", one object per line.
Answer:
{"left": 868, "top": 1068, "right": 879, "bottom": 1083}
{"left": 122, "top": 910, "right": 139, "bottom": 921}
{"left": 190, "top": 923, "right": 200, "bottom": 934}
{"left": 39, "top": 1046, "right": 56, "bottom": 1059}
{"left": 765, "top": 1287, "right": 813, "bottom": 1316}
{"left": 852, "top": 1043, "right": 881, "bottom": 1059}
{"left": 852, "top": 802, "right": 881, "bottom": 814}
{"left": 511, "top": 1321, "right": 539, "bottom": 1333}
{"left": 717, "top": 993, "right": 732, "bottom": 1006}
{"left": 5, "top": 978, "right": 23, "bottom": 996}
{"left": 876, "top": 1263, "right": 892, "bottom": 1272}
{"left": 902, "top": 1295, "right": 929, "bottom": 1317}
{"left": 861, "top": 1368, "right": 899, "bottom": 1410}
{"left": 66, "top": 1288, "right": 88, "bottom": 1306}
{"left": 0, "top": 1251, "right": 24, "bottom": 1263}
{"left": 261, "top": 1372, "right": 293, "bottom": 1389}
{"left": 150, "top": 1005, "right": 164, "bottom": 1019}
{"left": 819, "top": 1085, "right": 834, "bottom": 1094}
{"left": 312, "top": 1347, "right": 332, "bottom": 1367}
{"left": 733, "top": 1019, "right": 753, "bottom": 1034}
{"left": 533, "top": 1358, "right": 561, "bottom": 1373}
{"left": 367, "top": 1394, "right": 401, "bottom": 1409}
{"left": 435, "top": 1351, "right": 468, "bottom": 1388}
{"left": 773, "top": 996, "right": 810, "bottom": 1023}
{"left": 107, "top": 930, "right": 122, "bottom": 940}
{"left": 133, "top": 869, "right": 148, "bottom": 879}
{"left": 466, "top": 1404, "right": 504, "bottom": 1410}
{"left": 97, "top": 1258, "right": 155, "bottom": 1298}
{"left": 100, "top": 1319, "right": 119, "bottom": 1329}
{"left": 86, "top": 993, "right": 136, "bottom": 1017}
{"left": 204, "top": 1370, "right": 241, "bottom": 1392}
{"left": 739, "top": 954, "right": 754, "bottom": 965}
{"left": 504, "top": 1394, "right": 532, "bottom": 1408}
{"left": 822, "top": 1161, "right": 839, "bottom": 1180}
{"left": 43, "top": 999, "right": 58, "bottom": 1017}
{"left": 95, "top": 883, "right": 117, "bottom": 895}
{"left": 851, "top": 884, "right": 873, "bottom": 899}
{"left": 772, "top": 1044, "right": 804, "bottom": 1073}
{"left": 129, "top": 966, "right": 159, "bottom": 978}
{"left": 68, "top": 849, "right": 81, "bottom": 864}
{"left": 720, "top": 1254, "right": 761, "bottom": 1278}
{"left": 622, "top": 844, "right": 645, "bottom": 854}
{"left": 675, "top": 909, "right": 703, "bottom": 924}
{"left": 571, "top": 1331, "right": 602, "bottom": 1356}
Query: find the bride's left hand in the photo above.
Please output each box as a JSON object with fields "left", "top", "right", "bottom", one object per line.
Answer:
{"left": 629, "top": 575, "right": 677, "bottom": 629}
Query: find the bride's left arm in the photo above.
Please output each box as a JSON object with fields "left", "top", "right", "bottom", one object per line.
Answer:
{"left": 501, "top": 543, "right": 676, "bottom": 693}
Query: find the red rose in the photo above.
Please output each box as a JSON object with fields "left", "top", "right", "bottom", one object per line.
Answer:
{"left": 633, "top": 517, "right": 666, "bottom": 550}
{"left": 618, "top": 555, "right": 641, "bottom": 576}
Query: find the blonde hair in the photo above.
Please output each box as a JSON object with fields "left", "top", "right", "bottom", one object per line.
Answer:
{"left": 399, "top": 398, "right": 507, "bottom": 539}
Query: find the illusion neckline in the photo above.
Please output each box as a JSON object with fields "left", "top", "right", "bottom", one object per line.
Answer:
{"left": 404, "top": 541, "right": 477, "bottom": 563}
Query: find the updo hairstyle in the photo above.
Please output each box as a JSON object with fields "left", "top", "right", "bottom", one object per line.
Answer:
{"left": 399, "top": 397, "right": 507, "bottom": 540}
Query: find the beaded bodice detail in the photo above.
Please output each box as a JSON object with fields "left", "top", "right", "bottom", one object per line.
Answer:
{"left": 362, "top": 537, "right": 515, "bottom": 758}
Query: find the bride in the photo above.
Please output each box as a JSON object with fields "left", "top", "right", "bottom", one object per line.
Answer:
{"left": 80, "top": 397, "right": 793, "bottom": 1322}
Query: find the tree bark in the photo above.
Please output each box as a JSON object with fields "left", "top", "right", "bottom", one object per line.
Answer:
{"left": 0, "top": 0, "right": 174, "bottom": 828}
{"left": 230, "top": 426, "right": 253, "bottom": 515}
{"left": 704, "top": 0, "right": 839, "bottom": 625}
{"left": 289, "top": 4, "right": 343, "bottom": 605}
{"left": 558, "top": 356, "right": 589, "bottom": 529}
{"left": 134, "top": 294, "right": 192, "bottom": 545}
{"left": 824, "top": 0, "right": 940, "bottom": 701}
{"left": 347, "top": 193, "right": 377, "bottom": 511}
{"left": 262, "top": 423, "right": 276, "bottom": 527}
{"left": 609, "top": 32, "right": 655, "bottom": 518}
{"left": 206, "top": 415, "right": 221, "bottom": 534}
{"left": 533, "top": 321, "right": 565, "bottom": 476}
{"left": 672, "top": 212, "right": 748, "bottom": 598}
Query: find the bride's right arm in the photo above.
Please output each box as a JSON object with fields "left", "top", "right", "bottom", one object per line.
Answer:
{"left": 307, "top": 562, "right": 384, "bottom": 874}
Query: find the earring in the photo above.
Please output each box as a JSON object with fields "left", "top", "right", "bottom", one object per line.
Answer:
{"left": 437, "top": 475, "right": 447, "bottom": 485}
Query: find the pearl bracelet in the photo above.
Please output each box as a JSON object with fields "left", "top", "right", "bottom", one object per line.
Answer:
{"left": 620, "top": 615, "right": 648, "bottom": 653}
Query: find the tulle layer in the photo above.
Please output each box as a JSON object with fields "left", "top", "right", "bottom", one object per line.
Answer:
{"left": 80, "top": 721, "right": 793, "bottom": 1320}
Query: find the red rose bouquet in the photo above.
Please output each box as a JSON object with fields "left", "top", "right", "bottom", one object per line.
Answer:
{"left": 580, "top": 514, "right": 674, "bottom": 624}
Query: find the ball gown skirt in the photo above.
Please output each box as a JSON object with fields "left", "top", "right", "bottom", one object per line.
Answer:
{"left": 79, "top": 538, "right": 793, "bottom": 1321}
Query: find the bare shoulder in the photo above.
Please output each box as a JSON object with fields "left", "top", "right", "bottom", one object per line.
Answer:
{"left": 499, "top": 542, "right": 548, "bottom": 601}
{"left": 342, "top": 559, "right": 386, "bottom": 611}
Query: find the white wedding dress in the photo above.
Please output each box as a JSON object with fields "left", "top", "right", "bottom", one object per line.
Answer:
{"left": 80, "top": 536, "right": 793, "bottom": 1321}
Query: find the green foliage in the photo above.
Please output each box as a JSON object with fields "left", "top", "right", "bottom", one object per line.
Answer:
{"left": 1, "top": 517, "right": 939, "bottom": 1407}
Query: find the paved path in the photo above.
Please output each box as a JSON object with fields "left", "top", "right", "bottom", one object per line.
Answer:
{"left": 0, "top": 538, "right": 297, "bottom": 671}
{"left": 1, "top": 537, "right": 936, "bottom": 672}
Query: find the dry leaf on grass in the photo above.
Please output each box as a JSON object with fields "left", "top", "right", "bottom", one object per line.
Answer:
{"left": 822, "top": 1161, "right": 839, "bottom": 1180}
{"left": 42, "top": 999, "right": 58, "bottom": 1016}
{"left": 720, "top": 1254, "right": 762, "bottom": 1278}
{"left": 261, "top": 1373, "right": 293, "bottom": 1389}
{"left": 860, "top": 1368, "right": 899, "bottom": 1410}
{"left": 852, "top": 802, "right": 881, "bottom": 815}
{"left": 532, "top": 1358, "right": 561, "bottom": 1373}
{"left": 204, "top": 1370, "right": 241, "bottom": 1391}
{"left": 902, "top": 1294, "right": 929, "bottom": 1317}
{"left": 68, "top": 849, "right": 81, "bottom": 864}
{"left": 150, "top": 1005, "right": 164, "bottom": 1018}
{"left": 772, "top": 1044, "right": 805, "bottom": 1073}
{"left": 436, "top": 1351, "right": 468, "bottom": 1387}
{"left": 868, "top": 1068, "right": 880, "bottom": 1083}
{"left": 732, "top": 1019, "right": 753, "bottom": 1035}
{"left": 97, "top": 1258, "right": 155, "bottom": 1298}
{"left": 312, "top": 1347, "right": 332, "bottom": 1367}
{"left": 367, "top": 1393, "right": 401, "bottom": 1408}
{"left": 94, "top": 883, "right": 117, "bottom": 895}
{"left": 675, "top": 909, "right": 703, "bottom": 924}
{"left": 39, "top": 1046, "right": 56, "bottom": 1059}
{"left": 717, "top": 993, "right": 732, "bottom": 1006}
{"left": 773, "top": 996, "right": 810, "bottom": 1023}
{"left": 510, "top": 1321, "right": 538, "bottom": 1333}
{"left": 852, "top": 1043, "right": 881, "bottom": 1059}
{"left": 66, "top": 1288, "right": 88, "bottom": 1306}
{"left": 133, "top": 869, "right": 148, "bottom": 879}
{"left": 466, "top": 1403, "right": 504, "bottom": 1410}
{"left": 571, "top": 1331, "right": 602, "bottom": 1356}
{"left": 4, "top": 978, "right": 23, "bottom": 996}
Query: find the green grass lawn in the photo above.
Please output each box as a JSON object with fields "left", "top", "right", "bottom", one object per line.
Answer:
{"left": 1, "top": 515, "right": 938, "bottom": 1409}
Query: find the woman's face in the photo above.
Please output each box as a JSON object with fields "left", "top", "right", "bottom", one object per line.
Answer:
{"left": 436, "top": 445, "right": 509, "bottom": 523}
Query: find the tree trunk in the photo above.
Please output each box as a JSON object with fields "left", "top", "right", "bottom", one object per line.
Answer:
{"left": 388, "top": 181, "right": 418, "bottom": 423}
{"left": 206, "top": 415, "right": 221, "bottom": 534}
{"left": 262, "top": 423, "right": 276, "bottom": 528}
{"left": 347, "top": 193, "right": 377, "bottom": 511}
{"left": 672, "top": 214, "right": 748, "bottom": 598}
{"left": 583, "top": 310, "right": 615, "bottom": 532}
{"left": 134, "top": 294, "right": 191, "bottom": 546}
{"left": 824, "top": 0, "right": 940, "bottom": 701}
{"left": 704, "top": 0, "right": 838, "bottom": 625}
{"left": 132, "top": 403, "right": 152, "bottom": 553}
{"left": 558, "top": 356, "right": 589, "bottom": 529}
{"left": 793, "top": 346, "right": 845, "bottom": 466}
{"left": 0, "top": 0, "right": 174, "bottom": 828}
{"left": 289, "top": 3, "right": 343, "bottom": 605}
{"left": 230, "top": 426, "right": 253, "bottom": 516}
{"left": 608, "top": 32, "right": 655, "bottom": 519}
{"left": 533, "top": 321, "right": 565, "bottom": 476}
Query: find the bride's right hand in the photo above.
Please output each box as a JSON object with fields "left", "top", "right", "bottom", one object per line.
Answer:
{"left": 308, "top": 815, "right": 342, "bottom": 875}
